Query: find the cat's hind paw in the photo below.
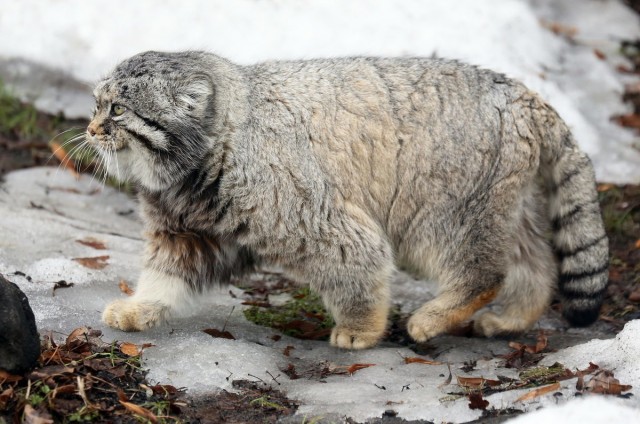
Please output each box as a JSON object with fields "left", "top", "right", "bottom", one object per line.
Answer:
{"left": 102, "top": 299, "right": 167, "bottom": 332}
{"left": 330, "top": 325, "right": 385, "bottom": 349}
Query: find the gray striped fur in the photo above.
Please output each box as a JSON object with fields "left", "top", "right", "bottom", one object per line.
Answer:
{"left": 90, "top": 51, "right": 608, "bottom": 348}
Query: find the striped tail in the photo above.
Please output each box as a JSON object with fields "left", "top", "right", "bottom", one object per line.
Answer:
{"left": 546, "top": 139, "right": 609, "bottom": 326}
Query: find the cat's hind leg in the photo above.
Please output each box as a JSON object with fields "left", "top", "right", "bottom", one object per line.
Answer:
{"left": 474, "top": 196, "right": 555, "bottom": 336}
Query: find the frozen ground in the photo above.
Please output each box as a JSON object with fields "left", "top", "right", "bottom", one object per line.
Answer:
{"left": 2, "top": 0, "right": 640, "bottom": 422}
{"left": 1, "top": 169, "right": 638, "bottom": 423}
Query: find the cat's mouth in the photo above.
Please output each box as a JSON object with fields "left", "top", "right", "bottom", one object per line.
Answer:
{"left": 86, "top": 134, "right": 128, "bottom": 152}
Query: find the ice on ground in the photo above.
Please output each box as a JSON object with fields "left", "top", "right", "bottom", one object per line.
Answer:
{"left": 1, "top": 167, "right": 638, "bottom": 423}
{"left": 0, "top": 0, "right": 639, "bottom": 182}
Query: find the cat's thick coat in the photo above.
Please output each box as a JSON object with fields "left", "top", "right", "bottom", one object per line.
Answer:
{"left": 91, "top": 51, "right": 609, "bottom": 349}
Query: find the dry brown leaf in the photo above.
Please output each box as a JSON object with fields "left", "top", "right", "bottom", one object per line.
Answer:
{"left": 585, "top": 370, "right": 632, "bottom": 395}
{"left": 0, "top": 387, "right": 14, "bottom": 409}
{"left": 0, "top": 369, "right": 23, "bottom": 383}
{"left": 49, "top": 141, "right": 78, "bottom": 178}
{"left": 283, "top": 345, "right": 295, "bottom": 357}
{"left": 66, "top": 327, "right": 90, "bottom": 345}
{"left": 516, "top": 382, "right": 561, "bottom": 402}
{"left": 76, "top": 237, "right": 107, "bottom": 250}
{"left": 541, "top": 20, "right": 578, "bottom": 38}
{"left": 404, "top": 357, "right": 443, "bottom": 365}
{"left": 202, "top": 328, "right": 235, "bottom": 340}
{"left": 635, "top": 239, "right": 640, "bottom": 249}
{"left": 468, "top": 392, "right": 489, "bottom": 410}
{"left": 508, "top": 331, "right": 547, "bottom": 354}
{"left": 119, "top": 279, "right": 134, "bottom": 296}
{"left": 597, "top": 183, "right": 615, "bottom": 192}
{"left": 613, "top": 113, "right": 640, "bottom": 130}
{"left": 72, "top": 255, "right": 109, "bottom": 270}
{"left": 346, "top": 363, "right": 376, "bottom": 375}
{"left": 24, "top": 404, "right": 55, "bottom": 424}
{"left": 120, "top": 342, "right": 140, "bottom": 357}
{"left": 120, "top": 401, "right": 158, "bottom": 423}
{"left": 594, "top": 49, "right": 606, "bottom": 60}
{"left": 28, "top": 365, "right": 75, "bottom": 380}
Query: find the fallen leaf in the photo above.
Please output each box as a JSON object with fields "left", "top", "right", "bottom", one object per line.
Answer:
{"left": 52, "top": 280, "right": 74, "bottom": 296}
{"left": 0, "top": 369, "right": 23, "bottom": 383}
{"left": 613, "top": 113, "right": 640, "bottom": 130}
{"left": 597, "top": 183, "right": 615, "bottom": 192}
{"left": 120, "top": 342, "right": 140, "bottom": 357}
{"left": 23, "top": 404, "right": 54, "bottom": 424}
{"left": 76, "top": 237, "right": 107, "bottom": 250}
{"left": 468, "top": 392, "right": 489, "bottom": 410}
{"left": 0, "top": 387, "right": 14, "bottom": 409}
{"left": 346, "top": 363, "right": 376, "bottom": 375}
{"left": 202, "top": 328, "right": 235, "bottom": 340}
{"left": 28, "top": 365, "right": 75, "bottom": 380}
{"left": 120, "top": 401, "right": 158, "bottom": 423}
{"left": 66, "top": 327, "right": 90, "bottom": 346}
{"left": 584, "top": 370, "right": 632, "bottom": 395}
{"left": 404, "top": 357, "right": 443, "bottom": 365}
{"left": 516, "top": 382, "right": 561, "bottom": 402}
{"left": 72, "top": 255, "right": 109, "bottom": 270}
{"left": 594, "top": 49, "right": 606, "bottom": 60}
{"left": 541, "top": 20, "right": 577, "bottom": 38}
{"left": 150, "top": 384, "right": 178, "bottom": 396}
{"left": 635, "top": 239, "right": 640, "bottom": 249}
{"left": 456, "top": 376, "right": 501, "bottom": 389}
{"left": 628, "top": 288, "right": 640, "bottom": 303}
{"left": 49, "top": 141, "right": 78, "bottom": 178}
{"left": 508, "top": 331, "right": 547, "bottom": 354}
{"left": 283, "top": 345, "right": 295, "bottom": 357}
{"left": 329, "top": 363, "right": 376, "bottom": 376}
{"left": 119, "top": 279, "right": 134, "bottom": 296}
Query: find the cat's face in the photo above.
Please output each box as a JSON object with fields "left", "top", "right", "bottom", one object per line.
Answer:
{"left": 87, "top": 51, "right": 215, "bottom": 190}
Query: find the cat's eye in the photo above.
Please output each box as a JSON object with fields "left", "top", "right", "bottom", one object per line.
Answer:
{"left": 112, "top": 104, "right": 126, "bottom": 116}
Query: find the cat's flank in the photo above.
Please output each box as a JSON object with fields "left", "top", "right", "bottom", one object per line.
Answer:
{"left": 92, "top": 51, "right": 608, "bottom": 349}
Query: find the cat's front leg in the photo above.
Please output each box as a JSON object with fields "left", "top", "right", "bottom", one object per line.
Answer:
{"left": 102, "top": 268, "right": 191, "bottom": 331}
{"left": 103, "top": 230, "right": 250, "bottom": 332}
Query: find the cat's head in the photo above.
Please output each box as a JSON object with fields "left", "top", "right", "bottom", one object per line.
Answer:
{"left": 87, "top": 51, "right": 217, "bottom": 191}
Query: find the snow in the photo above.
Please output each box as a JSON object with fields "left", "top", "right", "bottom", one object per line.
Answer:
{"left": 2, "top": 1, "right": 640, "bottom": 422}
{"left": 0, "top": 0, "right": 639, "bottom": 182}
{"left": 505, "top": 397, "right": 640, "bottom": 424}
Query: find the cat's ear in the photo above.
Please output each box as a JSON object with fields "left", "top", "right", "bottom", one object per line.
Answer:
{"left": 175, "top": 73, "right": 216, "bottom": 127}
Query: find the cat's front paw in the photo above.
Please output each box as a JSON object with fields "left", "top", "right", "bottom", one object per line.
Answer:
{"left": 102, "top": 299, "right": 167, "bottom": 332}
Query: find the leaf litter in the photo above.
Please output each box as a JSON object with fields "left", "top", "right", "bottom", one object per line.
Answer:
{"left": 0, "top": 327, "right": 297, "bottom": 423}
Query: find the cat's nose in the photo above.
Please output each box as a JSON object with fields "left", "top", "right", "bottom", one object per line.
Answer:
{"left": 87, "top": 124, "right": 97, "bottom": 137}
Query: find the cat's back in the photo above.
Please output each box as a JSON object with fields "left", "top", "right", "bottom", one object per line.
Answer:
{"left": 240, "top": 57, "right": 528, "bottom": 217}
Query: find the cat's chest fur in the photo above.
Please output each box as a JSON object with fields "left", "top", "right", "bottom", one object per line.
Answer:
{"left": 139, "top": 168, "right": 228, "bottom": 234}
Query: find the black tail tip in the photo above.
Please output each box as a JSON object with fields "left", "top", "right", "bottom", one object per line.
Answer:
{"left": 563, "top": 307, "right": 600, "bottom": 327}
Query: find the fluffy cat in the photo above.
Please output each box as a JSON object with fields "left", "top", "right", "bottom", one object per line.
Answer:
{"left": 90, "top": 51, "right": 609, "bottom": 349}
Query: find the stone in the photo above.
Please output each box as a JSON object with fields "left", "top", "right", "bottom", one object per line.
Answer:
{"left": 0, "top": 274, "right": 40, "bottom": 374}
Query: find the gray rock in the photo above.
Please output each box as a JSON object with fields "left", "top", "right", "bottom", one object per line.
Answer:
{"left": 0, "top": 274, "right": 40, "bottom": 374}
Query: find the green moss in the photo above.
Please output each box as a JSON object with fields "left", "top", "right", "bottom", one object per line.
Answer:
{"left": 243, "top": 286, "right": 334, "bottom": 339}
{"left": 0, "top": 79, "right": 40, "bottom": 140}
{"left": 518, "top": 363, "right": 566, "bottom": 385}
